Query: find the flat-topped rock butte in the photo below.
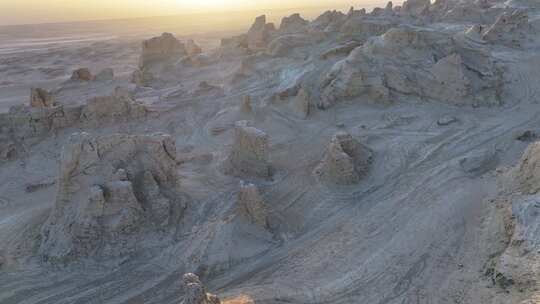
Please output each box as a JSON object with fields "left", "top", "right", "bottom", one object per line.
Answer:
{"left": 1, "top": 1, "right": 540, "bottom": 303}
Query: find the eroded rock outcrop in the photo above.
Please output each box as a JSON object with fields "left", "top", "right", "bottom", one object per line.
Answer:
{"left": 492, "top": 141, "right": 540, "bottom": 290}
{"left": 224, "top": 121, "right": 271, "bottom": 178}
{"left": 30, "top": 88, "right": 56, "bottom": 108}
{"left": 246, "top": 15, "right": 276, "bottom": 50}
{"left": 320, "top": 25, "right": 502, "bottom": 108}
{"left": 80, "top": 87, "right": 146, "bottom": 125}
{"left": 314, "top": 132, "right": 373, "bottom": 185}
{"left": 181, "top": 273, "right": 221, "bottom": 304}
{"left": 237, "top": 182, "right": 268, "bottom": 228}
{"left": 279, "top": 13, "right": 309, "bottom": 34}
{"left": 139, "top": 32, "right": 186, "bottom": 70}
{"left": 39, "top": 132, "right": 184, "bottom": 261}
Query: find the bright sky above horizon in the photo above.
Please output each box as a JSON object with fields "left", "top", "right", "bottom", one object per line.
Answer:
{"left": 0, "top": 0, "right": 395, "bottom": 26}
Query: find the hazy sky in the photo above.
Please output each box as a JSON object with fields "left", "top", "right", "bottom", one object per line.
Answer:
{"left": 0, "top": 0, "right": 392, "bottom": 26}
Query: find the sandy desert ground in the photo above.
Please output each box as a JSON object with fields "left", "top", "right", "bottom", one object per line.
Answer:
{"left": 0, "top": 1, "right": 540, "bottom": 304}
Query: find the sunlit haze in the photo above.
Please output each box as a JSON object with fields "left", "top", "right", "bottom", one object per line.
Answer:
{"left": 0, "top": 0, "right": 397, "bottom": 26}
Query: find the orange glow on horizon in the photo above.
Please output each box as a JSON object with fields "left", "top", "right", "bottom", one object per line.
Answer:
{"left": 0, "top": 0, "right": 399, "bottom": 26}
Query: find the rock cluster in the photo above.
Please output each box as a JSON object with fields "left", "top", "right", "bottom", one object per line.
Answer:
{"left": 39, "top": 132, "right": 184, "bottom": 261}
{"left": 225, "top": 121, "right": 271, "bottom": 178}
{"left": 181, "top": 273, "right": 221, "bottom": 304}
{"left": 320, "top": 25, "right": 502, "bottom": 108}
{"left": 0, "top": 87, "right": 146, "bottom": 162}
{"left": 314, "top": 132, "right": 373, "bottom": 185}
{"left": 237, "top": 181, "right": 268, "bottom": 228}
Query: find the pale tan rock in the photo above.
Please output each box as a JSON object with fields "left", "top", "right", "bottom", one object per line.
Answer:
{"left": 314, "top": 132, "right": 373, "bottom": 185}
{"left": 237, "top": 181, "right": 268, "bottom": 228}
{"left": 139, "top": 32, "right": 186, "bottom": 70}
{"left": 181, "top": 273, "right": 221, "bottom": 304}
{"left": 225, "top": 121, "right": 271, "bottom": 178}
{"left": 30, "top": 88, "right": 56, "bottom": 108}
{"left": 240, "top": 95, "right": 253, "bottom": 114}
{"left": 70, "top": 68, "right": 94, "bottom": 81}
{"left": 514, "top": 141, "right": 540, "bottom": 194}
{"left": 246, "top": 15, "right": 276, "bottom": 50}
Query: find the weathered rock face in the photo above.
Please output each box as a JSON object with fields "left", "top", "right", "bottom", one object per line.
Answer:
{"left": 181, "top": 273, "right": 221, "bottom": 304}
{"left": 71, "top": 68, "right": 94, "bottom": 81}
{"left": 139, "top": 32, "right": 186, "bottom": 70}
{"left": 483, "top": 9, "right": 531, "bottom": 47}
{"left": 39, "top": 132, "right": 184, "bottom": 261}
{"left": 314, "top": 132, "right": 373, "bottom": 185}
{"left": 225, "top": 121, "right": 271, "bottom": 178}
{"left": 30, "top": 88, "right": 56, "bottom": 108}
{"left": 237, "top": 181, "right": 268, "bottom": 228}
{"left": 320, "top": 25, "right": 502, "bottom": 108}
{"left": 246, "top": 15, "right": 276, "bottom": 50}
{"left": 279, "top": 13, "right": 309, "bottom": 34}
{"left": 131, "top": 68, "right": 154, "bottom": 86}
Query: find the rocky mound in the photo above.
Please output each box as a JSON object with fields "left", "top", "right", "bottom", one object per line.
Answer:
{"left": 320, "top": 25, "right": 502, "bottom": 108}
{"left": 80, "top": 87, "right": 147, "bottom": 125}
{"left": 246, "top": 15, "right": 276, "bottom": 50}
{"left": 314, "top": 132, "right": 373, "bottom": 185}
{"left": 39, "top": 132, "right": 185, "bottom": 261}
{"left": 224, "top": 121, "right": 271, "bottom": 178}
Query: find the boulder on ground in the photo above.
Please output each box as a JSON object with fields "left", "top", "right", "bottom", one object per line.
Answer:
{"left": 39, "top": 132, "right": 184, "bottom": 261}
{"left": 225, "top": 121, "right": 271, "bottom": 178}
{"left": 131, "top": 69, "right": 154, "bottom": 86}
{"left": 30, "top": 88, "right": 56, "bottom": 108}
{"left": 237, "top": 181, "right": 268, "bottom": 228}
{"left": 139, "top": 32, "right": 186, "bottom": 70}
{"left": 401, "top": 0, "right": 430, "bottom": 15}
{"left": 314, "top": 132, "right": 373, "bottom": 185}
{"left": 181, "top": 273, "right": 221, "bottom": 304}
{"left": 70, "top": 68, "right": 94, "bottom": 81}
